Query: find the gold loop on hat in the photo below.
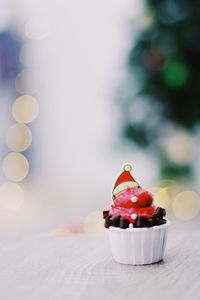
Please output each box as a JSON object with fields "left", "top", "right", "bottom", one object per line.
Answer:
{"left": 123, "top": 163, "right": 132, "bottom": 172}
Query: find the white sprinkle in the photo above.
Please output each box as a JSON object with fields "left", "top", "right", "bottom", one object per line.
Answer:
{"left": 129, "top": 223, "right": 133, "bottom": 228}
{"left": 131, "top": 213, "right": 137, "bottom": 219}
{"left": 131, "top": 196, "right": 137, "bottom": 203}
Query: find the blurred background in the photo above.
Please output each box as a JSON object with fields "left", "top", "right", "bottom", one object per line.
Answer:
{"left": 0, "top": 0, "right": 200, "bottom": 239}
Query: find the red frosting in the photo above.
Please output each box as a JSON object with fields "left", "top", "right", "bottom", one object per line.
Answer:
{"left": 109, "top": 187, "right": 156, "bottom": 223}
{"left": 114, "top": 187, "right": 153, "bottom": 208}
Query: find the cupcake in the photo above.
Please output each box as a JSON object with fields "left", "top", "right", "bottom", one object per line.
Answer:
{"left": 103, "top": 163, "right": 170, "bottom": 265}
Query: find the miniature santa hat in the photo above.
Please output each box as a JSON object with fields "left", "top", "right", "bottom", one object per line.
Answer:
{"left": 112, "top": 164, "right": 140, "bottom": 197}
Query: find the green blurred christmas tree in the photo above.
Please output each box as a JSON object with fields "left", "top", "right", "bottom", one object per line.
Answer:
{"left": 119, "top": 0, "right": 200, "bottom": 180}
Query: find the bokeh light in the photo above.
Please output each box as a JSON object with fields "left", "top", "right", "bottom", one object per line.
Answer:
{"left": 162, "top": 59, "right": 189, "bottom": 88}
{"left": 149, "top": 187, "right": 171, "bottom": 210}
{"left": 83, "top": 210, "right": 105, "bottom": 233}
{"left": 6, "top": 123, "right": 32, "bottom": 152}
{"left": 24, "top": 16, "right": 50, "bottom": 40}
{"left": 3, "top": 152, "right": 29, "bottom": 182}
{"left": 143, "top": 48, "right": 165, "bottom": 72}
{"left": 12, "top": 95, "right": 39, "bottom": 124}
{"left": 173, "top": 191, "right": 200, "bottom": 221}
{"left": 0, "top": 182, "right": 24, "bottom": 211}
{"left": 132, "top": 9, "right": 153, "bottom": 30}
{"left": 15, "top": 68, "right": 41, "bottom": 94}
{"left": 163, "top": 131, "right": 195, "bottom": 165}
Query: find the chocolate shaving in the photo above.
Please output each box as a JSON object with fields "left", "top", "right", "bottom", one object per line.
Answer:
{"left": 153, "top": 207, "right": 166, "bottom": 219}
{"left": 119, "top": 217, "right": 129, "bottom": 229}
{"left": 134, "top": 216, "right": 149, "bottom": 228}
{"left": 103, "top": 210, "right": 109, "bottom": 219}
{"left": 151, "top": 216, "right": 167, "bottom": 226}
{"left": 104, "top": 216, "right": 112, "bottom": 228}
{"left": 110, "top": 215, "right": 120, "bottom": 227}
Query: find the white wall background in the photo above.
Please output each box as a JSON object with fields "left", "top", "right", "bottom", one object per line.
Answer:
{"left": 0, "top": 0, "right": 158, "bottom": 235}
{"left": 35, "top": 0, "right": 157, "bottom": 213}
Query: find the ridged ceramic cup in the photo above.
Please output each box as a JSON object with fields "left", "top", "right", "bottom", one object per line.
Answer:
{"left": 108, "top": 220, "right": 170, "bottom": 265}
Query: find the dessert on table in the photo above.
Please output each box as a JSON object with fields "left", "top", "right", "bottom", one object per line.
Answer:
{"left": 103, "top": 163, "right": 170, "bottom": 265}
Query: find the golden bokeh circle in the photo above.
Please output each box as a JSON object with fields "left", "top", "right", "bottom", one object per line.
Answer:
{"left": 12, "top": 95, "right": 39, "bottom": 124}
{"left": 164, "top": 131, "right": 194, "bottom": 165}
{"left": 2, "top": 152, "right": 29, "bottom": 182}
{"left": 149, "top": 187, "right": 171, "bottom": 210}
{"left": 0, "top": 182, "right": 24, "bottom": 211}
{"left": 173, "top": 191, "right": 200, "bottom": 221}
{"left": 6, "top": 123, "right": 32, "bottom": 152}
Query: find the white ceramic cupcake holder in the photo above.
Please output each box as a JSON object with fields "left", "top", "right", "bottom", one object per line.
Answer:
{"left": 108, "top": 220, "right": 170, "bottom": 265}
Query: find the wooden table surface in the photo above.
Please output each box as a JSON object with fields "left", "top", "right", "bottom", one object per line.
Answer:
{"left": 0, "top": 227, "right": 199, "bottom": 300}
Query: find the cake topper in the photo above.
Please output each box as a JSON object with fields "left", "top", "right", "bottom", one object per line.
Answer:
{"left": 112, "top": 163, "right": 141, "bottom": 199}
